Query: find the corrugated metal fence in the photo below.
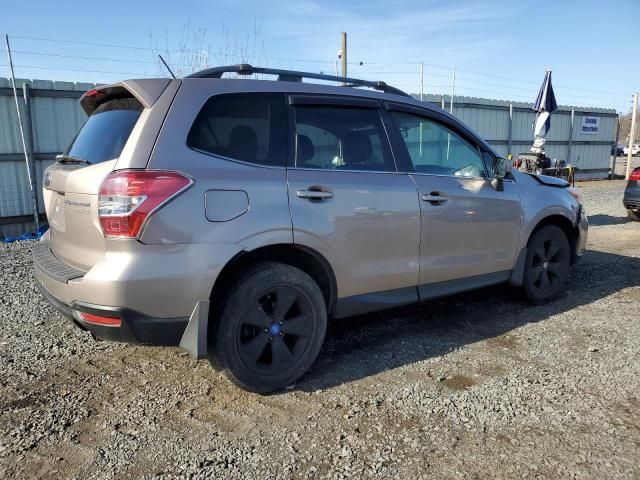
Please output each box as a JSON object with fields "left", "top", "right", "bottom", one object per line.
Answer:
{"left": 0, "top": 77, "right": 618, "bottom": 220}
{"left": 0, "top": 77, "right": 96, "bottom": 220}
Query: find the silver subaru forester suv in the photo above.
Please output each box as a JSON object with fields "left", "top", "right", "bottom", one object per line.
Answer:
{"left": 33, "top": 65, "right": 588, "bottom": 392}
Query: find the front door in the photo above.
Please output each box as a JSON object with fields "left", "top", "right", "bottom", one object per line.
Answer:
{"left": 286, "top": 98, "right": 421, "bottom": 304}
{"left": 386, "top": 109, "right": 521, "bottom": 290}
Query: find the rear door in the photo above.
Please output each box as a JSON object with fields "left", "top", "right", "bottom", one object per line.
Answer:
{"left": 286, "top": 96, "right": 421, "bottom": 303}
{"left": 384, "top": 107, "right": 521, "bottom": 289}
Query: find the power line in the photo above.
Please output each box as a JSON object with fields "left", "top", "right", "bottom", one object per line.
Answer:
{"left": 11, "top": 35, "right": 152, "bottom": 51}
{"left": 12, "top": 50, "right": 158, "bottom": 65}
{"left": 9, "top": 35, "right": 334, "bottom": 64}
{"left": 0, "top": 63, "right": 150, "bottom": 77}
{"left": 8, "top": 34, "right": 631, "bottom": 99}
{"left": 3, "top": 36, "right": 627, "bottom": 108}
{"left": 355, "top": 71, "right": 623, "bottom": 104}
{"left": 367, "top": 61, "right": 630, "bottom": 97}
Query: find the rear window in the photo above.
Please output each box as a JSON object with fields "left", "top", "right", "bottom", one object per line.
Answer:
{"left": 65, "top": 97, "right": 143, "bottom": 164}
{"left": 187, "top": 93, "right": 286, "bottom": 166}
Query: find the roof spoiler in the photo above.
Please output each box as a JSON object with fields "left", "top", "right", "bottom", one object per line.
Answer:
{"left": 80, "top": 78, "right": 173, "bottom": 115}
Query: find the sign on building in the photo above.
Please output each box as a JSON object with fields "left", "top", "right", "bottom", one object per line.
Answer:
{"left": 580, "top": 116, "right": 600, "bottom": 135}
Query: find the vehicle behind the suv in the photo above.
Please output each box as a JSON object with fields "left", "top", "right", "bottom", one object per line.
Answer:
{"left": 624, "top": 144, "right": 640, "bottom": 156}
{"left": 33, "top": 65, "right": 588, "bottom": 392}
{"left": 624, "top": 166, "right": 640, "bottom": 221}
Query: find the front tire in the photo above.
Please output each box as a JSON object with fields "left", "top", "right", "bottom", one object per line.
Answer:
{"left": 209, "top": 261, "right": 327, "bottom": 393}
{"left": 628, "top": 209, "right": 640, "bottom": 222}
{"left": 522, "top": 225, "right": 571, "bottom": 305}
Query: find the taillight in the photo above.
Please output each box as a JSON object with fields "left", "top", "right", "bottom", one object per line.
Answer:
{"left": 98, "top": 170, "right": 192, "bottom": 238}
{"left": 630, "top": 168, "right": 640, "bottom": 181}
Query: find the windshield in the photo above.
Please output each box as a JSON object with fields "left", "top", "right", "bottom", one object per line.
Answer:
{"left": 65, "top": 97, "right": 143, "bottom": 164}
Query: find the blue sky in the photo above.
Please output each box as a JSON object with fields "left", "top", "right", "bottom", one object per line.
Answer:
{"left": 2, "top": 0, "right": 638, "bottom": 112}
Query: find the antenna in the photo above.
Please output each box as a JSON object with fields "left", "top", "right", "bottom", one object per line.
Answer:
{"left": 158, "top": 55, "right": 176, "bottom": 79}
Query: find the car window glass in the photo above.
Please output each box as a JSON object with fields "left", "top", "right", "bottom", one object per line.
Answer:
{"left": 187, "top": 93, "right": 285, "bottom": 166}
{"left": 391, "top": 111, "right": 486, "bottom": 177}
{"left": 65, "top": 98, "right": 143, "bottom": 164}
{"left": 293, "top": 106, "right": 394, "bottom": 172}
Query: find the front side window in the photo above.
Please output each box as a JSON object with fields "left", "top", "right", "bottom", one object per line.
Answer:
{"left": 391, "top": 111, "right": 486, "bottom": 178}
{"left": 293, "top": 106, "right": 395, "bottom": 172}
{"left": 187, "top": 93, "right": 286, "bottom": 166}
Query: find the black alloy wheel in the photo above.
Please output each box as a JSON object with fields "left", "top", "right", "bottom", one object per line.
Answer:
{"left": 210, "top": 262, "right": 327, "bottom": 393}
{"left": 523, "top": 225, "right": 571, "bottom": 305}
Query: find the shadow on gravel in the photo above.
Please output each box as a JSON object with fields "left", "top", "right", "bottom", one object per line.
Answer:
{"left": 296, "top": 250, "right": 640, "bottom": 392}
{"left": 587, "top": 214, "right": 631, "bottom": 226}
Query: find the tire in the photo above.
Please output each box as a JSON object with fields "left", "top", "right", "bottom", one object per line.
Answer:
{"left": 522, "top": 225, "right": 571, "bottom": 305}
{"left": 209, "top": 261, "right": 327, "bottom": 393}
{"left": 628, "top": 209, "right": 640, "bottom": 222}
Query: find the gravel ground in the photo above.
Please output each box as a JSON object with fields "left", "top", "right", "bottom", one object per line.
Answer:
{"left": 1, "top": 180, "right": 638, "bottom": 479}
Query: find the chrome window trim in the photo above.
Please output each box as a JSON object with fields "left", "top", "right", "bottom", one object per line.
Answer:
{"left": 409, "top": 171, "right": 515, "bottom": 182}
{"left": 188, "top": 147, "right": 286, "bottom": 170}
{"left": 287, "top": 166, "right": 408, "bottom": 175}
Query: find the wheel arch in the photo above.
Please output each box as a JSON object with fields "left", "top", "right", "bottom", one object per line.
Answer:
{"left": 510, "top": 213, "right": 579, "bottom": 289}
{"left": 527, "top": 214, "right": 579, "bottom": 264}
{"left": 208, "top": 243, "right": 337, "bottom": 317}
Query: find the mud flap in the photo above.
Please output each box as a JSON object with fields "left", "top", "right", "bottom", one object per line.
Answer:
{"left": 179, "top": 301, "right": 210, "bottom": 359}
{"left": 509, "top": 247, "right": 528, "bottom": 288}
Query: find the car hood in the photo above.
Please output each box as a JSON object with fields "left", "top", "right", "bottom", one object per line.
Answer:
{"left": 525, "top": 173, "right": 570, "bottom": 188}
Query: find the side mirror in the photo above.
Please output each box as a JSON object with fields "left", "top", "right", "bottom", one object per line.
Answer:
{"left": 491, "top": 157, "right": 510, "bottom": 191}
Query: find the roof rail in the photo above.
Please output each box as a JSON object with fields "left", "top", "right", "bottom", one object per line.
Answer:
{"left": 186, "top": 64, "right": 411, "bottom": 98}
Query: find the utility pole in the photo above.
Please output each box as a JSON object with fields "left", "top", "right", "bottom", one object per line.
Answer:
{"left": 611, "top": 114, "right": 620, "bottom": 178}
{"left": 449, "top": 67, "right": 456, "bottom": 114}
{"left": 340, "top": 32, "right": 347, "bottom": 82}
{"left": 419, "top": 62, "right": 424, "bottom": 158}
{"left": 420, "top": 62, "right": 424, "bottom": 101}
{"left": 626, "top": 92, "right": 638, "bottom": 180}
{"left": 5, "top": 34, "right": 40, "bottom": 230}
{"left": 508, "top": 103, "right": 513, "bottom": 156}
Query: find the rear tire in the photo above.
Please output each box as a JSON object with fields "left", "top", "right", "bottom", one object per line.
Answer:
{"left": 627, "top": 209, "right": 640, "bottom": 222}
{"left": 209, "top": 261, "right": 327, "bottom": 393}
{"left": 522, "top": 225, "right": 571, "bottom": 305}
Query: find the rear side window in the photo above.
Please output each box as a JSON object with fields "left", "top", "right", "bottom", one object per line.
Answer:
{"left": 66, "top": 98, "right": 143, "bottom": 164}
{"left": 293, "top": 106, "right": 395, "bottom": 172}
{"left": 187, "top": 93, "right": 286, "bottom": 166}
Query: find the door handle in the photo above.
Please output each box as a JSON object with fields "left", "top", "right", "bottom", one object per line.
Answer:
{"left": 297, "top": 188, "right": 334, "bottom": 200}
{"left": 422, "top": 192, "right": 448, "bottom": 204}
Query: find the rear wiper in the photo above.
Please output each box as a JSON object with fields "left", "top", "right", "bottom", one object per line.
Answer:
{"left": 56, "top": 154, "right": 91, "bottom": 165}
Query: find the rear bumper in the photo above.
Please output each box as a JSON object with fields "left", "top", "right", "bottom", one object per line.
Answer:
{"left": 32, "top": 235, "right": 241, "bottom": 346}
{"left": 36, "top": 280, "right": 188, "bottom": 345}
{"left": 32, "top": 234, "right": 240, "bottom": 319}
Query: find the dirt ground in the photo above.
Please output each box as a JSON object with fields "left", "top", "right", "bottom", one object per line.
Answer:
{"left": 1, "top": 180, "right": 638, "bottom": 479}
